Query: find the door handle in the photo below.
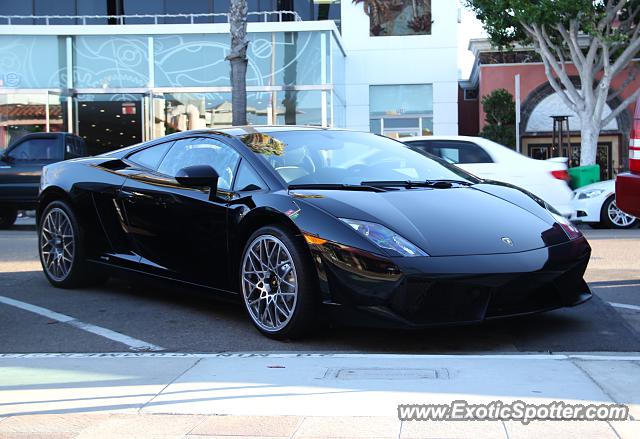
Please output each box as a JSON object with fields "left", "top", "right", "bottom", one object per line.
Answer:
{"left": 118, "top": 190, "right": 138, "bottom": 204}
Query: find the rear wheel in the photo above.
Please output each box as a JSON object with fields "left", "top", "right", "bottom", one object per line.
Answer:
{"left": 600, "top": 195, "right": 638, "bottom": 229}
{"left": 39, "top": 200, "right": 108, "bottom": 288}
{"left": 240, "top": 226, "right": 317, "bottom": 340}
{"left": 0, "top": 207, "right": 18, "bottom": 229}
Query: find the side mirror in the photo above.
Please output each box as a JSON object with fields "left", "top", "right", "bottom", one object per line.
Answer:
{"left": 0, "top": 152, "right": 13, "bottom": 163}
{"left": 175, "top": 165, "right": 219, "bottom": 199}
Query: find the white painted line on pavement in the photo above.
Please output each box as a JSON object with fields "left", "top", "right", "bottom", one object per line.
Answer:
{"left": 593, "top": 283, "right": 640, "bottom": 289}
{"left": 0, "top": 295, "right": 164, "bottom": 352}
{"left": 1, "top": 352, "right": 640, "bottom": 361}
{"left": 609, "top": 302, "right": 640, "bottom": 312}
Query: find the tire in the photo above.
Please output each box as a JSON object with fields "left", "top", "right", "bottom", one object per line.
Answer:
{"left": 240, "top": 225, "right": 318, "bottom": 340}
{"left": 38, "top": 200, "right": 108, "bottom": 288}
{"left": 0, "top": 207, "right": 18, "bottom": 229}
{"left": 599, "top": 195, "right": 638, "bottom": 229}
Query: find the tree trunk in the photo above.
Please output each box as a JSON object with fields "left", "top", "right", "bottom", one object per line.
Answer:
{"left": 230, "top": 58, "right": 248, "bottom": 126}
{"left": 227, "top": 0, "right": 248, "bottom": 126}
{"left": 579, "top": 115, "right": 599, "bottom": 166}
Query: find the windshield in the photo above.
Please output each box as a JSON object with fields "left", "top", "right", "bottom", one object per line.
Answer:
{"left": 240, "top": 130, "right": 480, "bottom": 186}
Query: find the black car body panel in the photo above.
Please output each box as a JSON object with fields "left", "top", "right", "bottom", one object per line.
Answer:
{"left": 37, "top": 127, "right": 592, "bottom": 328}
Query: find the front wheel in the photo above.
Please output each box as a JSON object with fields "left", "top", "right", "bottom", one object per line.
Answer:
{"left": 38, "top": 200, "right": 107, "bottom": 288}
{"left": 0, "top": 207, "right": 18, "bottom": 229}
{"left": 240, "top": 226, "right": 317, "bottom": 340}
{"left": 600, "top": 195, "right": 638, "bottom": 229}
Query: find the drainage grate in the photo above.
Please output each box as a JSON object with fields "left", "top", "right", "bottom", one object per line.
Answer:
{"left": 319, "top": 367, "right": 450, "bottom": 380}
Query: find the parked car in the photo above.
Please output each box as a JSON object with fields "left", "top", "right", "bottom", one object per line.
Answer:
{"left": 615, "top": 96, "right": 640, "bottom": 217}
{"left": 38, "top": 127, "right": 591, "bottom": 339}
{"left": 0, "top": 132, "right": 87, "bottom": 229}
{"left": 571, "top": 180, "right": 637, "bottom": 229}
{"left": 403, "top": 136, "right": 574, "bottom": 217}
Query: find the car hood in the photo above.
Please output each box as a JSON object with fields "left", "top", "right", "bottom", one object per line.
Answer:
{"left": 575, "top": 179, "right": 615, "bottom": 192}
{"left": 294, "top": 185, "right": 567, "bottom": 257}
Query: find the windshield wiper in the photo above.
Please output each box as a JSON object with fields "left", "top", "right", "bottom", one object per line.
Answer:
{"left": 288, "top": 183, "right": 388, "bottom": 192}
{"left": 361, "top": 179, "right": 473, "bottom": 189}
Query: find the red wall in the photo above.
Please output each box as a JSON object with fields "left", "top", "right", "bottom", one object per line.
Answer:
{"left": 478, "top": 63, "right": 640, "bottom": 130}
{"left": 458, "top": 86, "right": 479, "bottom": 136}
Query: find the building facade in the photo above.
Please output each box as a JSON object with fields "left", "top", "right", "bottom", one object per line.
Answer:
{"left": 0, "top": 0, "right": 458, "bottom": 153}
{"left": 462, "top": 38, "right": 639, "bottom": 180}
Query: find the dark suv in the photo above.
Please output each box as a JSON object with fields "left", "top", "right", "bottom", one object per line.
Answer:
{"left": 0, "top": 132, "right": 88, "bottom": 228}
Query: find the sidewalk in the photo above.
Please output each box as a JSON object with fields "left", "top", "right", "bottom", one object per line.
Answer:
{"left": 0, "top": 352, "right": 638, "bottom": 438}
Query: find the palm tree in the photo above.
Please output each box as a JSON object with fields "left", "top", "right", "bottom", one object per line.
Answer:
{"left": 226, "top": 0, "right": 249, "bottom": 126}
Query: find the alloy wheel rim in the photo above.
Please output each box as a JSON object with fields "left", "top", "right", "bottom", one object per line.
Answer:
{"left": 608, "top": 199, "right": 636, "bottom": 227}
{"left": 241, "top": 235, "right": 298, "bottom": 332}
{"left": 40, "top": 208, "right": 75, "bottom": 281}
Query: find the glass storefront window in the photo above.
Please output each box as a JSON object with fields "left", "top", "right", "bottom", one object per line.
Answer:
{"left": 74, "top": 36, "right": 150, "bottom": 88}
{"left": 0, "top": 28, "right": 343, "bottom": 151}
{"left": 154, "top": 31, "right": 330, "bottom": 88}
{"left": 0, "top": 36, "right": 66, "bottom": 88}
{"left": 154, "top": 34, "right": 231, "bottom": 87}
{"left": 370, "top": 84, "right": 432, "bottom": 117}
{"left": 275, "top": 90, "right": 324, "bottom": 126}
{"left": 272, "top": 31, "right": 329, "bottom": 86}
{"left": 153, "top": 93, "right": 234, "bottom": 137}
{"left": 0, "top": 93, "right": 66, "bottom": 148}
{"left": 370, "top": 84, "right": 433, "bottom": 138}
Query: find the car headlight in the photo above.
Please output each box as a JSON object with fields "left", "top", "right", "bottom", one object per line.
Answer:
{"left": 577, "top": 189, "right": 605, "bottom": 199}
{"left": 550, "top": 212, "right": 582, "bottom": 240}
{"left": 339, "top": 218, "right": 428, "bottom": 257}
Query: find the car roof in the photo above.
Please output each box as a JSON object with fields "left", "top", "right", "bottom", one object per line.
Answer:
{"left": 403, "top": 135, "right": 485, "bottom": 143}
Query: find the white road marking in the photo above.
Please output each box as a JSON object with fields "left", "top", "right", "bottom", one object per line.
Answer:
{"left": 609, "top": 301, "right": 640, "bottom": 312}
{"left": 0, "top": 295, "right": 164, "bottom": 352}
{"left": 593, "top": 283, "right": 640, "bottom": 289}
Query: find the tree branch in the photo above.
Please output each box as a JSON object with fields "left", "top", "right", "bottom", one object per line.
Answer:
{"left": 528, "top": 22, "right": 584, "bottom": 107}
{"left": 603, "top": 85, "right": 640, "bottom": 127}
{"left": 539, "top": 54, "right": 580, "bottom": 114}
{"left": 560, "top": 20, "right": 586, "bottom": 68}
{"left": 610, "top": 28, "right": 640, "bottom": 75}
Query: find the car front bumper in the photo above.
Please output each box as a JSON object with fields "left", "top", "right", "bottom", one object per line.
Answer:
{"left": 312, "top": 237, "right": 592, "bottom": 328}
{"left": 569, "top": 194, "right": 606, "bottom": 224}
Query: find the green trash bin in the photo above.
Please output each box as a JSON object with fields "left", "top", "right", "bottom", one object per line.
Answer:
{"left": 568, "top": 165, "right": 600, "bottom": 189}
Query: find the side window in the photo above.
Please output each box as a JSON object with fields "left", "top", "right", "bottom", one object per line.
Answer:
{"left": 158, "top": 137, "right": 240, "bottom": 190}
{"left": 128, "top": 141, "right": 174, "bottom": 170}
{"left": 8, "top": 138, "right": 61, "bottom": 161}
{"left": 233, "top": 159, "right": 266, "bottom": 192}
{"left": 65, "top": 137, "right": 84, "bottom": 158}
{"left": 406, "top": 141, "right": 435, "bottom": 156}
{"left": 453, "top": 142, "right": 493, "bottom": 164}
{"left": 423, "top": 141, "right": 493, "bottom": 165}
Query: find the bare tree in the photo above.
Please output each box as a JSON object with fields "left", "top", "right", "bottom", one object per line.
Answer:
{"left": 226, "top": 0, "right": 249, "bottom": 126}
{"left": 467, "top": 0, "right": 640, "bottom": 166}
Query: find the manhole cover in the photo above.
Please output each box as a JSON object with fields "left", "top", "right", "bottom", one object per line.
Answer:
{"left": 320, "top": 368, "right": 450, "bottom": 380}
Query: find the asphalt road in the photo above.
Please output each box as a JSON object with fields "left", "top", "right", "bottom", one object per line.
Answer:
{"left": 1, "top": 219, "right": 639, "bottom": 354}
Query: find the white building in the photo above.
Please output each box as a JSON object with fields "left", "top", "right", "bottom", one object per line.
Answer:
{"left": 341, "top": 0, "right": 459, "bottom": 136}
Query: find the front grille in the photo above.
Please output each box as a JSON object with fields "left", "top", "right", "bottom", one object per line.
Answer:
{"left": 393, "top": 254, "right": 590, "bottom": 324}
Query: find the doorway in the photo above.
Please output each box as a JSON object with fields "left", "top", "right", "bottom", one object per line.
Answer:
{"left": 76, "top": 93, "right": 144, "bottom": 155}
